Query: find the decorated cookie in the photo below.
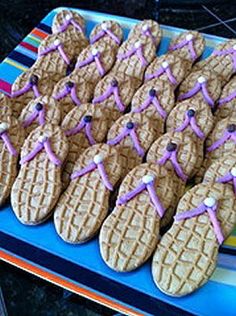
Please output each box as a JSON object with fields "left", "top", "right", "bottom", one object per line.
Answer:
{"left": 10, "top": 68, "right": 61, "bottom": 117}
{"left": 52, "top": 74, "right": 94, "bottom": 118}
{"left": 54, "top": 143, "right": 122, "bottom": 243}
{"left": 166, "top": 99, "right": 214, "bottom": 141}
{"left": 92, "top": 73, "right": 140, "bottom": 126}
{"left": 128, "top": 19, "right": 162, "bottom": 47}
{"left": 178, "top": 70, "right": 222, "bottom": 109}
{"left": 0, "top": 93, "right": 12, "bottom": 117}
{"left": 145, "top": 54, "right": 191, "bottom": 88}
{"left": 19, "top": 96, "right": 61, "bottom": 136}
{"left": 152, "top": 183, "right": 236, "bottom": 296}
{"left": 111, "top": 37, "right": 156, "bottom": 81}
{"left": 168, "top": 31, "right": 205, "bottom": 63}
{"left": 11, "top": 124, "right": 68, "bottom": 225}
{"left": 61, "top": 103, "right": 109, "bottom": 187}
{"left": 90, "top": 20, "right": 123, "bottom": 47}
{"left": 99, "top": 162, "right": 175, "bottom": 272}
{"left": 0, "top": 117, "right": 25, "bottom": 206}
{"left": 107, "top": 112, "right": 157, "bottom": 177}
{"left": 131, "top": 79, "right": 175, "bottom": 133}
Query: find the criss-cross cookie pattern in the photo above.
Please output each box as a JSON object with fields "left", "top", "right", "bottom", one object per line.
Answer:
{"left": 52, "top": 9, "right": 85, "bottom": 35}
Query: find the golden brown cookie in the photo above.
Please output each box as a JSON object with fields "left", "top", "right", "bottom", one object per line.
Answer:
{"left": 0, "top": 93, "right": 12, "bottom": 117}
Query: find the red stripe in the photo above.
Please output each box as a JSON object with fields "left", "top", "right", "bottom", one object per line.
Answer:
{"left": 20, "top": 41, "right": 38, "bottom": 53}
{"left": 0, "top": 79, "right": 11, "bottom": 94}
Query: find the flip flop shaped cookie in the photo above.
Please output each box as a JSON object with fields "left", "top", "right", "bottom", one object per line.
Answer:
{"left": 10, "top": 68, "right": 61, "bottom": 117}
{"left": 92, "top": 73, "right": 140, "bottom": 127}
{"left": 19, "top": 95, "right": 61, "bottom": 136}
{"left": 168, "top": 31, "right": 205, "bottom": 63}
{"left": 107, "top": 112, "right": 157, "bottom": 178}
{"left": 11, "top": 123, "right": 68, "bottom": 225}
{"left": 61, "top": 103, "right": 109, "bottom": 187}
{"left": 204, "top": 154, "right": 236, "bottom": 195}
{"left": 52, "top": 74, "right": 94, "bottom": 118}
{"left": 166, "top": 99, "right": 214, "bottom": 141}
{"left": 0, "top": 93, "right": 11, "bottom": 117}
{"left": 99, "top": 162, "right": 175, "bottom": 272}
{"left": 145, "top": 54, "right": 191, "bottom": 88}
{"left": 128, "top": 19, "right": 162, "bottom": 47}
{"left": 152, "top": 183, "right": 236, "bottom": 296}
{"left": 54, "top": 143, "right": 122, "bottom": 243}
{"left": 178, "top": 70, "right": 221, "bottom": 109}
{"left": 90, "top": 20, "right": 123, "bottom": 48}
{"left": 0, "top": 117, "right": 25, "bottom": 206}
{"left": 112, "top": 37, "right": 156, "bottom": 81}
{"left": 131, "top": 78, "right": 175, "bottom": 133}
{"left": 74, "top": 42, "right": 116, "bottom": 83}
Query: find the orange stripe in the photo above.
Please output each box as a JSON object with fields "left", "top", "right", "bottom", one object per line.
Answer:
{"left": 31, "top": 28, "right": 48, "bottom": 39}
{"left": 0, "top": 250, "right": 143, "bottom": 316}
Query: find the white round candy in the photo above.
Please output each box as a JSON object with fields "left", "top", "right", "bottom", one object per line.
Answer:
{"left": 94, "top": 154, "right": 103, "bottom": 164}
{"left": 54, "top": 39, "right": 60, "bottom": 46}
{"left": 142, "top": 175, "right": 155, "bottom": 184}
{"left": 65, "top": 14, "right": 71, "bottom": 21}
{"left": 142, "top": 24, "right": 148, "bottom": 31}
{"left": 162, "top": 61, "right": 169, "bottom": 68}
{"left": 38, "top": 136, "right": 47, "bottom": 143}
{"left": 101, "top": 22, "right": 107, "bottom": 30}
{"left": 92, "top": 48, "right": 98, "bottom": 56}
{"left": 204, "top": 197, "right": 216, "bottom": 207}
{"left": 0, "top": 122, "right": 8, "bottom": 133}
{"left": 198, "top": 76, "right": 206, "bottom": 84}
{"left": 134, "top": 41, "right": 141, "bottom": 48}
{"left": 186, "top": 34, "right": 193, "bottom": 41}
{"left": 231, "top": 167, "right": 236, "bottom": 177}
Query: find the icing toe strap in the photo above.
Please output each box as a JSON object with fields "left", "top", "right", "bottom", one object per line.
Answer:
{"left": 117, "top": 174, "right": 165, "bottom": 217}
{"left": 207, "top": 124, "right": 236, "bottom": 152}
{"left": 39, "top": 40, "right": 70, "bottom": 65}
{"left": 174, "top": 197, "right": 224, "bottom": 244}
{"left": 213, "top": 47, "right": 236, "bottom": 70}
{"left": 58, "top": 14, "right": 84, "bottom": 33}
{"left": 23, "top": 103, "right": 45, "bottom": 128}
{"left": 70, "top": 154, "right": 113, "bottom": 191}
{"left": 90, "top": 23, "right": 120, "bottom": 45}
{"left": 145, "top": 62, "right": 177, "bottom": 85}
{"left": 117, "top": 41, "right": 148, "bottom": 67}
{"left": 54, "top": 81, "right": 81, "bottom": 106}
{"left": 175, "top": 109, "right": 205, "bottom": 139}
{"left": 76, "top": 49, "right": 105, "bottom": 76}
{"left": 20, "top": 137, "right": 62, "bottom": 166}
{"left": 0, "top": 123, "right": 17, "bottom": 156}
{"left": 217, "top": 167, "right": 236, "bottom": 194}
{"left": 141, "top": 25, "right": 156, "bottom": 45}
{"left": 218, "top": 90, "right": 236, "bottom": 106}
{"left": 11, "top": 75, "right": 40, "bottom": 98}
{"left": 169, "top": 34, "right": 197, "bottom": 61}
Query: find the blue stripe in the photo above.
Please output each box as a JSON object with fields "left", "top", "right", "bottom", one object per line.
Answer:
{"left": 7, "top": 51, "right": 35, "bottom": 68}
{"left": 37, "top": 22, "right": 52, "bottom": 34}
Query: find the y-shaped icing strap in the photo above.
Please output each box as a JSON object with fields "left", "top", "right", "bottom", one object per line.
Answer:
{"left": 0, "top": 123, "right": 17, "bottom": 156}
{"left": 169, "top": 34, "right": 197, "bottom": 61}
{"left": 76, "top": 48, "right": 105, "bottom": 76}
{"left": 158, "top": 142, "right": 187, "bottom": 181}
{"left": 70, "top": 154, "right": 113, "bottom": 191}
{"left": 213, "top": 45, "right": 236, "bottom": 71}
{"left": 22, "top": 102, "right": 45, "bottom": 128}
{"left": 39, "top": 39, "right": 70, "bottom": 65}
{"left": 116, "top": 174, "right": 165, "bottom": 217}
{"left": 217, "top": 167, "right": 236, "bottom": 194}
{"left": 11, "top": 75, "right": 40, "bottom": 98}
{"left": 145, "top": 61, "right": 177, "bottom": 85}
{"left": 207, "top": 124, "right": 236, "bottom": 152}
{"left": 58, "top": 13, "right": 84, "bottom": 33}
{"left": 92, "top": 78, "right": 125, "bottom": 112}
{"left": 65, "top": 115, "right": 96, "bottom": 145}
{"left": 175, "top": 109, "right": 205, "bottom": 139}
{"left": 117, "top": 41, "right": 148, "bottom": 67}
{"left": 175, "top": 197, "right": 224, "bottom": 244}
{"left": 141, "top": 24, "right": 156, "bottom": 45}
{"left": 90, "top": 22, "right": 120, "bottom": 45}
{"left": 218, "top": 89, "right": 236, "bottom": 107}
{"left": 178, "top": 76, "right": 214, "bottom": 108}
{"left": 53, "top": 81, "right": 81, "bottom": 106}
{"left": 107, "top": 122, "right": 145, "bottom": 157}
{"left": 20, "top": 136, "right": 62, "bottom": 166}
{"left": 133, "top": 88, "right": 167, "bottom": 119}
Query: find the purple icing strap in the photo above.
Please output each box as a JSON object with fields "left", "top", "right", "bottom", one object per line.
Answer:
{"left": 218, "top": 90, "right": 236, "bottom": 107}
{"left": 141, "top": 25, "right": 156, "bottom": 45}
{"left": 20, "top": 137, "right": 62, "bottom": 166}
{"left": 76, "top": 49, "right": 105, "bottom": 76}
{"left": 11, "top": 80, "right": 40, "bottom": 98}
{"left": 117, "top": 42, "right": 148, "bottom": 67}
{"left": 178, "top": 77, "right": 214, "bottom": 108}
{"left": 39, "top": 40, "right": 70, "bottom": 65}
{"left": 92, "top": 80, "right": 125, "bottom": 112}
{"left": 107, "top": 122, "right": 145, "bottom": 157}
{"left": 65, "top": 116, "right": 96, "bottom": 145}
{"left": 70, "top": 155, "right": 113, "bottom": 191}
{"left": 169, "top": 34, "right": 197, "bottom": 61}
{"left": 23, "top": 107, "right": 45, "bottom": 128}
{"left": 90, "top": 24, "right": 120, "bottom": 45}
{"left": 116, "top": 175, "right": 165, "bottom": 217}
{"left": 158, "top": 143, "right": 188, "bottom": 181}
{"left": 174, "top": 198, "right": 224, "bottom": 244}
{"left": 213, "top": 47, "right": 236, "bottom": 71}
{"left": 133, "top": 89, "right": 167, "bottom": 119}
{"left": 145, "top": 62, "right": 177, "bottom": 85}
{"left": 53, "top": 82, "right": 81, "bottom": 106}
{"left": 207, "top": 125, "right": 236, "bottom": 152}
{"left": 0, "top": 129, "right": 17, "bottom": 156}
{"left": 58, "top": 14, "right": 84, "bottom": 33}
{"left": 175, "top": 109, "right": 205, "bottom": 139}
{"left": 217, "top": 168, "right": 236, "bottom": 194}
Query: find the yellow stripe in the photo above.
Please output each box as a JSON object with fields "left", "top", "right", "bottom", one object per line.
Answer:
{"left": 27, "top": 34, "right": 42, "bottom": 44}
{"left": 5, "top": 59, "right": 28, "bottom": 72}
{"left": 224, "top": 235, "right": 236, "bottom": 247}
{"left": 211, "top": 267, "right": 236, "bottom": 286}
